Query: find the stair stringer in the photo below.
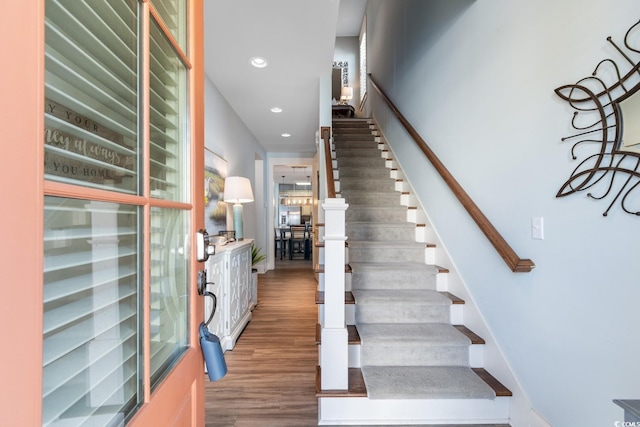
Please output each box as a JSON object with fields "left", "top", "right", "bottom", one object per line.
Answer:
{"left": 365, "top": 117, "right": 534, "bottom": 427}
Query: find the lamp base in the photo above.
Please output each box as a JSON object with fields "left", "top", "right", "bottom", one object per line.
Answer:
{"left": 232, "top": 203, "right": 244, "bottom": 240}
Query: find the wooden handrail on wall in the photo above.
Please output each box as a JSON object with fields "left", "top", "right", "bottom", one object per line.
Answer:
{"left": 368, "top": 74, "right": 535, "bottom": 273}
{"left": 321, "top": 126, "right": 336, "bottom": 198}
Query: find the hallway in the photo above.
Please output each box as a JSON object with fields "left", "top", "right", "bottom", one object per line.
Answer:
{"left": 204, "top": 263, "right": 318, "bottom": 426}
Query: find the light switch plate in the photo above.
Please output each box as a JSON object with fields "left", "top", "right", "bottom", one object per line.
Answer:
{"left": 531, "top": 217, "right": 544, "bottom": 240}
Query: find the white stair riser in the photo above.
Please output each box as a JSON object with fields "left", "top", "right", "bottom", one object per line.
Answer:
{"left": 337, "top": 157, "right": 386, "bottom": 168}
{"left": 340, "top": 178, "right": 396, "bottom": 192}
{"left": 338, "top": 168, "right": 390, "bottom": 179}
{"left": 346, "top": 207, "right": 409, "bottom": 223}
{"left": 335, "top": 148, "right": 382, "bottom": 158}
{"left": 361, "top": 343, "right": 469, "bottom": 367}
{"left": 318, "top": 396, "right": 511, "bottom": 425}
{"left": 341, "top": 192, "right": 401, "bottom": 207}
{"left": 351, "top": 271, "right": 438, "bottom": 291}
{"left": 346, "top": 225, "right": 415, "bottom": 241}
{"left": 347, "top": 247, "right": 430, "bottom": 263}
{"left": 356, "top": 304, "right": 450, "bottom": 324}
{"left": 348, "top": 342, "right": 484, "bottom": 369}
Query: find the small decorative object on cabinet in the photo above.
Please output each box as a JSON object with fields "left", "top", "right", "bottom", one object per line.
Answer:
{"left": 203, "top": 239, "right": 253, "bottom": 351}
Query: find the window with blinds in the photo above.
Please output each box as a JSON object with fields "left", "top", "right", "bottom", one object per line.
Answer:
{"left": 149, "top": 207, "right": 189, "bottom": 389}
{"left": 149, "top": 17, "right": 188, "bottom": 202}
{"left": 43, "top": 0, "right": 191, "bottom": 424}
{"left": 151, "top": 0, "right": 186, "bottom": 53}
{"left": 359, "top": 32, "right": 367, "bottom": 102}
{"left": 44, "top": 0, "right": 139, "bottom": 194}
{"left": 43, "top": 197, "right": 140, "bottom": 426}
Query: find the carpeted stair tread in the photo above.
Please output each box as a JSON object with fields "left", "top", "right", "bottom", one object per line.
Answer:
{"left": 352, "top": 289, "right": 450, "bottom": 306}
{"left": 358, "top": 323, "right": 470, "bottom": 346}
{"left": 361, "top": 366, "right": 496, "bottom": 400}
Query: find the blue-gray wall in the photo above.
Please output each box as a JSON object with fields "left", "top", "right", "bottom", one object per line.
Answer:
{"left": 204, "top": 75, "right": 268, "bottom": 257}
{"left": 365, "top": 1, "right": 640, "bottom": 426}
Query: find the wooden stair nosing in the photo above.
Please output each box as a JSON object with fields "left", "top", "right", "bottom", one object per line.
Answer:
{"left": 315, "top": 366, "right": 367, "bottom": 397}
{"left": 315, "top": 323, "right": 361, "bottom": 345}
{"left": 472, "top": 368, "right": 512, "bottom": 397}
{"left": 315, "top": 290, "right": 355, "bottom": 304}
{"left": 435, "top": 265, "right": 450, "bottom": 274}
{"left": 452, "top": 324, "right": 486, "bottom": 345}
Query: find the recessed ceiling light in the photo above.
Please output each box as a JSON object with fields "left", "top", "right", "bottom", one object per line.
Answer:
{"left": 271, "top": 107, "right": 282, "bottom": 113}
{"left": 281, "top": 133, "right": 291, "bottom": 138}
{"left": 250, "top": 57, "right": 268, "bottom": 68}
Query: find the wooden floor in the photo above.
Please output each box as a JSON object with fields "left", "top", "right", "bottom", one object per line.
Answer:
{"left": 205, "top": 259, "right": 318, "bottom": 426}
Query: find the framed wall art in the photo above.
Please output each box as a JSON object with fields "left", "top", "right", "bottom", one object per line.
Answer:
{"left": 204, "top": 148, "right": 227, "bottom": 233}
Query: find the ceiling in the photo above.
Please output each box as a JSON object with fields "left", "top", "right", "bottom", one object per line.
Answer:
{"left": 203, "top": 0, "right": 367, "bottom": 164}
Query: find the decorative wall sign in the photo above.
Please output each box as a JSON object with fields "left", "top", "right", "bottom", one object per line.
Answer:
{"left": 44, "top": 99, "right": 134, "bottom": 186}
{"left": 555, "top": 19, "right": 640, "bottom": 216}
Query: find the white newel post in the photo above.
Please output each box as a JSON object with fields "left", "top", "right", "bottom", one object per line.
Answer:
{"left": 321, "top": 197, "right": 349, "bottom": 390}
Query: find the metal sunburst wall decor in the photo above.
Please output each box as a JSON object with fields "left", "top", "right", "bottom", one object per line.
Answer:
{"left": 555, "top": 19, "right": 640, "bottom": 217}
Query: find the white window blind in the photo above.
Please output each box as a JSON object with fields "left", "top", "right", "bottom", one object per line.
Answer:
{"left": 359, "top": 33, "right": 367, "bottom": 102}
{"left": 148, "top": 14, "right": 191, "bottom": 388}
{"left": 43, "top": 197, "right": 140, "bottom": 426}
{"left": 44, "top": 0, "right": 139, "bottom": 194}
{"left": 150, "top": 0, "right": 186, "bottom": 53}
{"left": 149, "top": 17, "right": 188, "bottom": 202}
{"left": 149, "top": 207, "right": 189, "bottom": 389}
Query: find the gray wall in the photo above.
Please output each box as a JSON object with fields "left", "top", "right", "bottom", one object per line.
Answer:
{"left": 365, "top": 0, "right": 640, "bottom": 426}
{"left": 204, "top": 75, "right": 268, "bottom": 259}
{"left": 334, "top": 36, "right": 360, "bottom": 107}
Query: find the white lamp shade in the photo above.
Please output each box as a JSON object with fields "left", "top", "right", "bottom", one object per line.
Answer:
{"left": 223, "top": 176, "right": 254, "bottom": 203}
{"left": 340, "top": 86, "right": 353, "bottom": 100}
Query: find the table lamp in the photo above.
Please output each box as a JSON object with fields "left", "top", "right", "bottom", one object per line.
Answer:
{"left": 223, "top": 176, "right": 254, "bottom": 240}
{"left": 340, "top": 86, "right": 353, "bottom": 105}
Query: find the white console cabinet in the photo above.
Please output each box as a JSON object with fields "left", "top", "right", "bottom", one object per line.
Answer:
{"left": 204, "top": 239, "right": 253, "bottom": 352}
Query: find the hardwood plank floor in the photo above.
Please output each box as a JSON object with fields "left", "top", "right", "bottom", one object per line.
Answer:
{"left": 205, "top": 261, "right": 318, "bottom": 426}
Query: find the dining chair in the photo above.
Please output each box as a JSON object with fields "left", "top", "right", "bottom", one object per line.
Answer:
{"left": 289, "top": 225, "right": 307, "bottom": 260}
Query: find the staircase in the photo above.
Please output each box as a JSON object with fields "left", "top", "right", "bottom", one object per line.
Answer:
{"left": 317, "top": 118, "right": 512, "bottom": 426}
